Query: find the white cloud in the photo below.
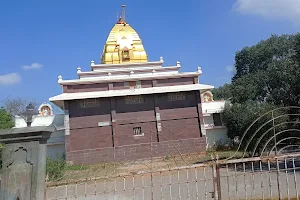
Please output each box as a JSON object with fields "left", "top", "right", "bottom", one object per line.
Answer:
{"left": 226, "top": 65, "right": 236, "bottom": 73}
{"left": 0, "top": 73, "right": 21, "bottom": 85}
{"left": 234, "top": 0, "right": 300, "bottom": 24}
{"left": 22, "top": 62, "right": 43, "bottom": 70}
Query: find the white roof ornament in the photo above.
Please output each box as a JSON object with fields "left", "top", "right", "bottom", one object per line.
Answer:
{"left": 77, "top": 66, "right": 82, "bottom": 73}
{"left": 160, "top": 56, "right": 164, "bottom": 62}
{"left": 38, "top": 103, "right": 53, "bottom": 116}
{"left": 108, "top": 72, "right": 112, "bottom": 76}
{"left": 176, "top": 61, "right": 181, "bottom": 67}
{"left": 130, "top": 70, "right": 134, "bottom": 75}
{"left": 197, "top": 66, "right": 202, "bottom": 74}
{"left": 91, "top": 60, "right": 95, "bottom": 66}
{"left": 58, "top": 75, "right": 63, "bottom": 82}
{"left": 152, "top": 69, "right": 156, "bottom": 74}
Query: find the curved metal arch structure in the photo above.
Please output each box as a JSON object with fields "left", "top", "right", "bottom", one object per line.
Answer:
{"left": 245, "top": 121, "right": 300, "bottom": 157}
{"left": 268, "top": 137, "right": 300, "bottom": 156}
{"left": 277, "top": 145, "right": 300, "bottom": 154}
{"left": 227, "top": 106, "right": 300, "bottom": 160}
{"left": 263, "top": 135, "right": 300, "bottom": 156}
{"left": 253, "top": 128, "right": 300, "bottom": 157}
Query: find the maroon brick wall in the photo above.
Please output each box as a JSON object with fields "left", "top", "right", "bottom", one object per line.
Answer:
{"left": 141, "top": 80, "right": 153, "bottom": 88}
{"left": 156, "top": 92, "right": 198, "bottom": 120}
{"left": 156, "top": 77, "right": 194, "bottom": 86}
{"left": 63, "top": 83, "right": 108, "bottom": 93}
{"left": 66, "top": 126, "right": 113, "bottom": 152}
{"left": 66, "top": 137, "right": 206, "bottom": 165}
{"left": 115, "top": 95, "right": 154, "bottom": 113}
{"left": 115, "top": 111, "right": 155, "bottom": 124}
{"left": 114, "top": 95, "right": 155, "bottom": 125}
{"left": 160, "top": 118, "right": 201, "bottom": 141}
{"left": 69, "top": 115, "right": 111, "bottom": 129}
{"left": 65, "top": 89, "right": 207, "bottom": 164}
{"left": 113, "top": 80, "right": 153, "bottom": 90}
{"left": 63, "top": 77, "right": 196, "bottom": 93}
{"left": 113, "top": 82, "right": 126, "bottom": 90}
{"left": 114, "top": 122, "right": 157, "bottom": 146}
{"left": 68, "top": 98, "right": 111, "bottom": 117}
{"left": 68, "top": 98, "right": 111, "bottom": 129}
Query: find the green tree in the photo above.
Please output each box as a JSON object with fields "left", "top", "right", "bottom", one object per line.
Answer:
{"left": 214, "top": 33, "right": 300, "bottom": 154}
{"left": 223, "top": 102, "right": 276, "bottom": 140}
{"left": 213, "top": 33, "right": 300, "bottom": 106}
{"left": 214, "top": 33, "right": 300, "bottom": 104}
{"left": 0, "top": 107, "right": 14, "bottom": 129}
{"left": 0, "top": 108, "right": 13, "bottom": 170}
{"left": 222, "top": 102, "right": 288, "bottom": 154}
{"left": 230, "top": 33, "right": 300, "bottom": 105}
{"left": 232, "top": 34, "right": 296, "bottom": 81}
{"left": 211, "top": 84, "right": 232, "bottom": 100}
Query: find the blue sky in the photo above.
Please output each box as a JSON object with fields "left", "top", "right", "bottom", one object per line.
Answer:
{"left": 0, "top": 0, "right": 299, "bottom": 106}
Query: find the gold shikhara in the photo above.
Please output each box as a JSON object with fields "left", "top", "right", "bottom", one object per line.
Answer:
{"left": 101, "top": 5, "right": 148, "bottom": 64}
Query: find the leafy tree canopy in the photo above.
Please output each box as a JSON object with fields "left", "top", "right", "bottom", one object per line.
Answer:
{"left": 215, "top": 33, "right": 300, "bottom": 106}
{"left": 211, "top": 84, "right": 232, "bottom": 100}
{"left": 0, "top": 107, "right": 14, "bottom": 129}
{"left": 232, "top": 34, "right": 296, "bottom": 81}
{"left": 223, "top": 102, "right": 278, "bottom": 139}
{"left": 214, "top": 33, "right": 300, "bottom": 153}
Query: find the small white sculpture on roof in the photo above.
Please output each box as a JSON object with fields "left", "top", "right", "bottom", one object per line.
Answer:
{"left": 38, "top": 103, "right": 53, "bottom": 116}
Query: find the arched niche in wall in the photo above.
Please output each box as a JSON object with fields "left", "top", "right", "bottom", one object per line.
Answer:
{"left": 38, "top": 103, "right": 53, "bottom": 116}
{"left": 201, "top": 91, "right": 214, "bottom": 102}
{"left": 122, "top": 46, "right": 130, "bottom": 61}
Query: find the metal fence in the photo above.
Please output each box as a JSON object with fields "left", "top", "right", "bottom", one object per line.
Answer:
{"left": 46, "top": 153, "right": 300, "bottom": 200}
{"left": 218, "top": 153, "right": 300, "bottom": 200}
{"left": 46, "top": 161, "right": 213, "bottom": 200}
{"left": 46, "top": 106, "right": 300, "bottom": 200}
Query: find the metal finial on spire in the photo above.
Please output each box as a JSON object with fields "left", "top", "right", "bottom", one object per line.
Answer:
{"left": 121, "top": 5, "right": 126, "bottom": 22}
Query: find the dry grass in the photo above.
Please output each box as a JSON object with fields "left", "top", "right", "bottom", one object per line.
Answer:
{"left": 47, "top": 150, "right": 242, "bottom": 185}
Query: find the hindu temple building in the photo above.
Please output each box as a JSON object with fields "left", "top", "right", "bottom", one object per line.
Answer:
{"left": 49, "top": 6, "right": 227, "bottom": 164}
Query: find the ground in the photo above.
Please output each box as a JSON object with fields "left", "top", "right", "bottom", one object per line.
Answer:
{"left": 46, "top": 151, "right": 239, "bottom": 185}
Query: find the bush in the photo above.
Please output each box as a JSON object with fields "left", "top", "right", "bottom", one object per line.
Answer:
{"left": 46, "top": 157, "right": 88, "bottom": 182}
{"left": 210, "top": 140, "right": 233, "bottom": 152}
{"left": 46, "top": 157, "right": 66, "bottom": 181}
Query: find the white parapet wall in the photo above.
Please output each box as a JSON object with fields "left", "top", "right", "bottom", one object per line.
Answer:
{"left": 202, "top": 100, "right": 230, "bottom": 148}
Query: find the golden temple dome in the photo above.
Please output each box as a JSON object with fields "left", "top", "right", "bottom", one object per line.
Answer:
{"left": 101, "top": 6, "right": 148, "bottom": 64}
